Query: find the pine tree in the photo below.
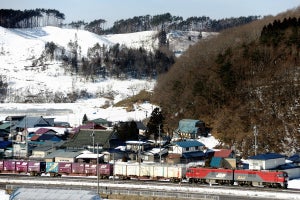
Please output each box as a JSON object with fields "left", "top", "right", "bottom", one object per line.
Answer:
{"left": 82, "top": 114, "right": 88, "bottom": 124}
{"left": 146, "top": 107, "right": 164, "bottom": 140}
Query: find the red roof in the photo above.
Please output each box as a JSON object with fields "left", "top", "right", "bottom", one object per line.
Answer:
{"left": 214, "top": 149, "right": 233, "bottom": 158}
{"left": 30, "top": 135, "right": 40, "bottom": 141}
{"left": 35, "top": 128, "right": 52, "bottom": 135}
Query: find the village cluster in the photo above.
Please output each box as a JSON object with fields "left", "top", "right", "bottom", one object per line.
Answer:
{"left": 0, "top": 115, "right": 299, "bottom": 185}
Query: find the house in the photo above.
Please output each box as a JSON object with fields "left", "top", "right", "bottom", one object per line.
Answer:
{"left": 89, "top": 118, "right": 112, "bottom": 127}
{"left": 75, "top": 150, "right": 104, "bottom": 163}
{"left": 141, "top": 147, "right": 168, "bottom": 162}
{"left": 62, "top": 129, "right": 113, "bottom": 151}
{"left": 174, "top": 119, "right": 208, "bottom": 139}
{"left": 32, "top": 134, "right": 62, "bottom": 142}
{"left": 13, "top": 116, "right": 54, "bottom": 131}
{"left": 288, "top": 153, "right": 300, "bottom": 166}
{"left": 210, "top": 149, "right": 236, "bottom": 168}
{"left": 247, "top": 153, "right": 286, "bottom": 170}
{"left": 135, "top": 121, "right": 148, "bottom": 135}
{"left": 44, "top": 149, "right": 82, "bottom": 163}
{"left": 168, "top": 140, "right": 205, "bottom": 163}
{"left": 0, "top": 122, "right": 10, "bottom": 141}
{"left": 213, "top": 149, "right": 235, "bottom": 158}
{"left": 35, "top": 128, "right": 57, "bottom": 135}
{"left": 29, "top": 141, "right": 65, "bottom": 159}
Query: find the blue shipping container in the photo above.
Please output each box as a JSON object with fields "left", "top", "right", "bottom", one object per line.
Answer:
{"left": 46, "top": 162, "right": 59, "bottom": 173}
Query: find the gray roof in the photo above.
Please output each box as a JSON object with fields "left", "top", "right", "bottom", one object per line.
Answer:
{"left": 174, "top": 140, "right": 204, "bottom": 148}
{"left": 14, "top": 116, "right": 53, "bottom": 129}
{"left": 10, "top": 188, "right": 101, "bottom": 200}
{"left": 44, "top": 149, "right": 82, "bottom": 159}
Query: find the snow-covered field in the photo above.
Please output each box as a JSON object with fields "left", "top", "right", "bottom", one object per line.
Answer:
{"left": 0, "top": 178, "right": 299, "bottom": 200}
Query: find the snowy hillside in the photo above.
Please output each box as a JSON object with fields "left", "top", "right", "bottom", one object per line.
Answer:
{"left": 0, "top": 26, "right": 216, "bottom": 125}
{"left": 0, "top": 26, "right": 215, "bottom": 103}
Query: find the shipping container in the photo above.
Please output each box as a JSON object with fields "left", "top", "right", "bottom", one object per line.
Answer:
{"left": 114, "top": 162, "right": 128, "bottom": 179}
{"left": 84, "top": 163, "right": 97, "bottom": 175}
{"left": 58, "top": 162, "right": 72, "bottom": 175}
{"left": 0, "top": 160, "right": 4, "bottom": 171}
{"left": 46, "top": 162, "right": 59, "bottom": 176}
{"left": 3, "top": 160, "right": 16, "bottom": 171}
{"left": 140, "top": 163, "right": 152, "bottom": 177}
{"left": 126, "top": 162, "right": 140, "bottom": 177}
{"left": 28, "top": 161, "right": 46, "bottom": 176}
{"left": 16, "top": 161, "right": 28, "bottom": 173}
{"left": 71, "top": 163, "right": 85, "bottom": 174}
{"left": 98, "top": 163, "right": 113, "bottom": 178}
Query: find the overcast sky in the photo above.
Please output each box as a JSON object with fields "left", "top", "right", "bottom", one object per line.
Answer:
{"left": 1, "top": 0, "right": 299, "bottom": 27}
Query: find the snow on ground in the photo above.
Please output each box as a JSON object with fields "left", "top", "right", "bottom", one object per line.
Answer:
{"left": 0, "top": 178, "right": 299, "bottom": 200}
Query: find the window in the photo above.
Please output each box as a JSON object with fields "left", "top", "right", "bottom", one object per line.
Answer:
{"left": 195, "top": 146, "right": 198, "bottom": 150}
{"left": 186, "top": 147, "right": 189, "bottom": 151}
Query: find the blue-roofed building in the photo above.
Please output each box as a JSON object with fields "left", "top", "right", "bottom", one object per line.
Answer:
{"left": 168, "top": 140, "right": 206, "bottom": 163}
{"left": 174, "top": 119, "right": 208, "bottom": 139}
{"left": 288, "top": 153, "right": 300, "bottom": 165}
{"left": 247, "top": 153, "right": 286, "bottom": 170}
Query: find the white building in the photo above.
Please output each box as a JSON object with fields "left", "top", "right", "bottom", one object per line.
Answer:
{"left": 248, "top": 153, "right": 285, "bottom": 170}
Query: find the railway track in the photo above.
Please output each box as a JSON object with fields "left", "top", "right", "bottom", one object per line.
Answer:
{"left": 0, "top": 174, "right": 299, "bottom": 199}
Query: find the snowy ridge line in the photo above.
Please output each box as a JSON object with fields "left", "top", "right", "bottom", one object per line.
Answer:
{"left": 0, "top": 178, "right": 299, "bottom": 199}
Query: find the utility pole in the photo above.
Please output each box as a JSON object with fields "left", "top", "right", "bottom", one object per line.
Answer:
{"left": 91, "top": 123, "right": 95, "bottom": 153}
{"left": 253, "top": 125, "right": 258, "bottom": 156}
{"left": 158, "top": 124, "right": 162, "bottom": 164}
{"left": 97, "top": 143, "right": 99, "bottom": 195}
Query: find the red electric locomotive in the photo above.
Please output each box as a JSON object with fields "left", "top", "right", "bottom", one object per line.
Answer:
{"left": 234, "top": 169, "right": 288, "bottom": 188}
{"left": 186, "top": 167, "right": 288, "bottom": 188}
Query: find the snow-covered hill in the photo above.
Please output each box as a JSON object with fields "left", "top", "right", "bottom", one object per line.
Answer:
{"left": 0, "top": 26, "right": 215, "bottom": 103}
{"left": 0, "top": 26, "right": 216, "bottom": 125}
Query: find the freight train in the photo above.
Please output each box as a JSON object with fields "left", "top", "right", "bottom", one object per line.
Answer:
{"left": 0, "top": 160, "right": 112, "bottom": 178}
{"left": 0, "top": 160, "right": 288, "bottom": 188}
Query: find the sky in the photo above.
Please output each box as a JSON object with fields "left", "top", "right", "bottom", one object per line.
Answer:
{"left": 1, "top": 0, "right": 300, "bottom": 27}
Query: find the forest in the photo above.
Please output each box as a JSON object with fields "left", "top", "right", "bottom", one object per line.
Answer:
{"left": 0, "top": 9, "right": 259, "bottom": 34}
{"left": 153, "top": 9, "right": 300, "bottom": 157}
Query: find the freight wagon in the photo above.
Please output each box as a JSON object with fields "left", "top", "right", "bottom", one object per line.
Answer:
{"left": 45, "top": 162, "right": 113, "bottom": 178}
{"left": 28, "top": 161, "right": 46, "bottom": 176}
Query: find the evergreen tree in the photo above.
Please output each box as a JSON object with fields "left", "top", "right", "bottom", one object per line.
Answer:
{"left": 115, "top": 121, "right": 139, "bottom": 141}
{"left": 82, "top": 114, "right": 88, "bottom": 124}
{"left": 146, "top": 107, "right": 164, "bottom": 140}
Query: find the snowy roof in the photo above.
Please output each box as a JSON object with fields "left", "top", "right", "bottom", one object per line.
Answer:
{"left": 76, "top": 153, "right": 103, "bottom": 159}
{"left": 10, "top": 188, "right": 101, "bottom": 200}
